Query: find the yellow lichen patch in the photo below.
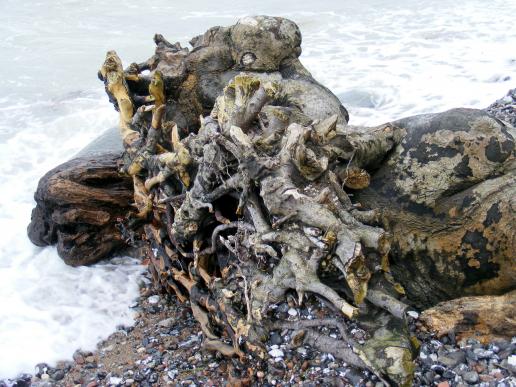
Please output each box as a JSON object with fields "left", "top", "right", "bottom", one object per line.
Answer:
{"left": 467, "top": 258, "right": 481, "bottom": 268}
{"left": 345, "top": 255, "right": 371, "bottom": 305}
{"left": 99, "top": 51, "right": 138, "bottom": 144}
{"left": 342, "top": 167, "right": 370, "bottom": 190}
{"left": 148, "top": 70, "right": 165, "bottom": 107}
{"left": 410, "top": 335, "right": 421, "bottom": 351}
{"left": 322, "top": 229, "right": 337, "bottom": 249}
{"left": 360, "top": 324, "right": 416, "bottom": 387}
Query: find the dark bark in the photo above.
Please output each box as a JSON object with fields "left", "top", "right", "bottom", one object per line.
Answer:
{"left": 27, "top": 129, "right": 134, "bottom": 266}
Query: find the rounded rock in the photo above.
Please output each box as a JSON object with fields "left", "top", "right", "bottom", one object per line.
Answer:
{"left": 462, "top": 371, "right": 479, "bottom": 384}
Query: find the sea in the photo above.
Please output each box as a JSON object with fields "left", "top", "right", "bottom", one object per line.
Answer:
{"left": 0, "top": 0, "right": 515, "bottom": 379}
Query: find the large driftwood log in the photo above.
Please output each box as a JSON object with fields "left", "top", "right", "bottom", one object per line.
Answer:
{"left": 28, "top": 15, "right": 515, "bottom": 386}
{"left": 27, "top": 128, "right": 134, "bottom": 266}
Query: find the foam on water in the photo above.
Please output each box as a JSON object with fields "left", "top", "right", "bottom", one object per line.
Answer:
{"left": 0, "top": 91, "right": 145, "bottom": 379}
{"left": 1, "top": 0, "right": 515, "bottom": 379}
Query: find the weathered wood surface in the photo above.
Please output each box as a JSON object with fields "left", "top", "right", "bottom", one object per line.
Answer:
{"left": 27, "top": 128, "right": 134, "bottom": 266}
{"left": 420, "top": 290, "right": 516, "bottom": 343}
{"left": 355, "top": 108, "right": 516, "bottom": 308}
{"left": 102, "top": 15, "right": 348, "bottom": 137}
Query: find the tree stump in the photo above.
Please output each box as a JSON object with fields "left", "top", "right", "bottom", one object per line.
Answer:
{"left": 28, "top": 15, "right": 516, "bottom": 386}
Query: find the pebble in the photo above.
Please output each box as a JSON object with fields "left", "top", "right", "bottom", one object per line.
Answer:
{"left": 148, "top": 372, "right": 159, "bottom": 383}
{"left": 109, "top": 376, "right": 122, "bottom": 385}
{"left": 486, "top": 88, "right": 516, "bottom": 125}
{"left": 462, "top": 371, "right": 479, "bottom": 384}
{"left": 431, "top": 364, "right": 446, "bottom": 375}
{"left": 473, "top": 348, "right": 494, "bottom": 359}
{"left": 268, "top": 348, "right": 284, "bottom": 358}
{"left": 407, "top": 310, "right": 419, "bottom": 319}
{"left": 439, "top": 351, "right": 466, "bottom": 368}
{"left": 277, "top": 303, "right": 289, "bottom": 314}
{"left": 158, "top": 318, "right": 174, "bottom": 328}
{"left": 465, "top": 349, "right": 478, "bottom": 361}
{"left": 269, "top": 331, "right": 283, "bottom": 345}
{"left": 10, "top": 268, "right": 515, "bottom": 387}
{"left": 73, "top": 351, "right": 85, "bottom": 364}
{"left": 34, "top": 363, "right": 49, "bottom": 377}
{"left": 52, "top": 370, "right": 65, "bottom": 381}
{"left": 134, "top": 371, "right": 145, "bottom": 381}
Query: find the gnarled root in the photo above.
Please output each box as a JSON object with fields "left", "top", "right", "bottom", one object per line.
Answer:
{"left": 103, "top": 51, "right": 415, "bottom": 383}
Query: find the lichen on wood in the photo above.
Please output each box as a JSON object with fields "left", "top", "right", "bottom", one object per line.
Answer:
{"left": 27, "top": 14, "right": 516, "bottom": 386}
{"left": 91, "top": 15, "right": 516, "bottom": 385}
{"left": 95, "top": 17, "right": 429, "bottom": 384}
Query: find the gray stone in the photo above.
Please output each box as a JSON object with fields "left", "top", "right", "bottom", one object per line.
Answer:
{"left": 439, "top": 351, "right": 466, "bottom": 368}
{"left": 269, "top": 331, "right": 283, "bottom": 346}
{"left": 462, "top": 371, "right": 479, "bottom": 384}
{"left": 158, "top": 318, "right": 174, "bottom": 328}
{"left": 423, "top": 371, "right": 435, "bottom": 384}
{"left": 473, "top": 348, "right": 494, "bottom": 359}
{"left": 466, "top": 349, "right": 478, "bottom": 361}
{"left": 51, "top": 370, "right": 65, "bottom": 381}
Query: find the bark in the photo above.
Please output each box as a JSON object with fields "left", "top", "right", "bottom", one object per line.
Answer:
{"left": 354, "top": 109, "right": 516, "bottom": 308}
{"left": 27, "top": 128, "right": 134, "bottom": 266}
{"left": 420, "top": 290, "right": 516, "bottom": 343}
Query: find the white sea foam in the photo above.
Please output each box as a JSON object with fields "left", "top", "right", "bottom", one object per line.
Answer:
{"left": 0, "top": 91, "right": 145, "bottom": 379}
{"left": 1, "top": 0, "right": 515, "bottom": 379}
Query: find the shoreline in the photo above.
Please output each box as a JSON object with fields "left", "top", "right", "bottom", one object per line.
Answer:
{"left": 2, "top": 266, "right": 514, "bottom": 386}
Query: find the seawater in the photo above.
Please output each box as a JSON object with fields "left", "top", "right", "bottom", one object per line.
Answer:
{"left": 1, "top": 0, "right": 515, "bottom": 379}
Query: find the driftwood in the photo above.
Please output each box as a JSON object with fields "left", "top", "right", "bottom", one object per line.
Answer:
{"left": 420, "top": 290, "right": 516, "bottom": 343}
{"left": 27, "top": 129, "right": 134, "bottom": 266}
{"left": 355, "top": 108, "right": 516, "bottom": 308}
{"left": 28, "top": 15, "right": 515, "bottom": 386}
